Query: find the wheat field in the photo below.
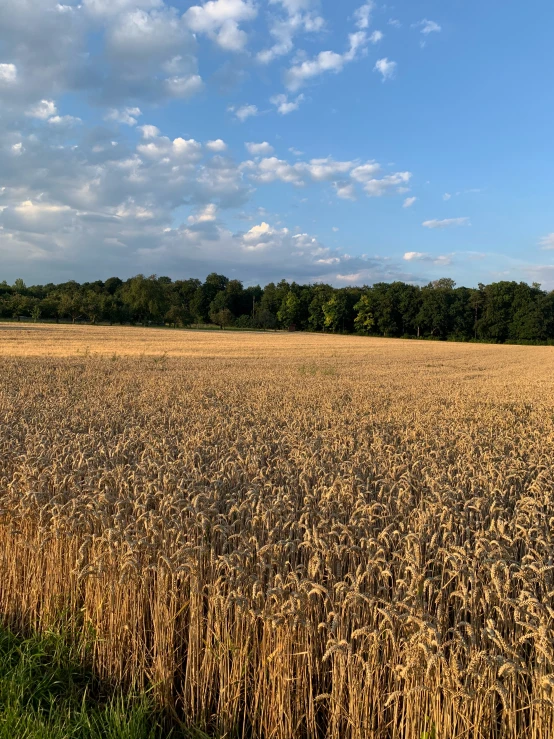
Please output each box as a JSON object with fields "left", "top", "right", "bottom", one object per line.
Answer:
{"left": 2, "top": 324, "right": 554, "bottom": 738}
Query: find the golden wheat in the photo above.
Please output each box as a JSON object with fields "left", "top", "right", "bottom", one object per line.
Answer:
{"left": 1, "top": 325, "right": 554, "bottom": 738}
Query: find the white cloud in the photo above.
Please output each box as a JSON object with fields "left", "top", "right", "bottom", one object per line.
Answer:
{"left": 242, "top": 221, "right": 279, "bottom": 249}
{"left": 416, "top": 19, "right": 442, "bottom": 35}
{"left": 374, "top": 57, "right": 396, "bottom": 81}
{"left": 137, "top": 134, "right": 203, "bottom": 162}
{"left": 3, "top": 199, "right": 73, "bottom": 234}
{"left": 206, "top": 139, "right": 227, "bottom": 152}
{"left": 335, "top": 183, "right": 356, "bottom": 200}
{"left": 245, "top": 141, "right": 275, "bottom": 156}
{"left": 139, "top": 125, "right": 161, "bottom": 139}
{"left": 332, "top": 227, "right": 339, "bottom": 232}
{"left": 165, "top": 74, "right": 204, "bottom": 98}
{"left": 270, "top": 93, "right": 304, "bottom": 114}
{"left": 285, "top": 31, "right": 368, "bottom": 91}
{"left": 231, "top": 104, "right": 258, "bottom": 121}
{"left": 0, "top": 63, "right": 17, "bottom": 84}
{"left": 26, "top": 100, "right": 58, "bottom": 119}
{"left": 403, "top": 196, "right": 417, "bottom": 208}
{"left": 369, "top": 30, "right": 383, "bottom": 43}
{"left": 105, "top": 107, "right": 142, "bottom": 126}
{"left": 48, "top": 115, "right": 82, "bottom": 126}
{"left": 539, "top": 233, "right": 554, "bottom": 250}
{"left": 188, "top": 203, "right": 218, "bottom": 224}
{"left": 443, "top": 192, "right": 451, "bottom": 201}
{"left": 184, "top": 0, "right": 257, "bottom": 52}
{"left": 173, "top": 137, "right": 203, "bottom": 158}
{"left": 107, "top": 9, "right": 188, "bottom": 60}
{"left": 336, "top": 272, "right": 362, "bottom": 282}
{"left": 257, "top": 0, "right": 324, "bottom": 65}
{"left": 243, "top": 156, "right": 304, "bottom": 185}
{"left": 306, "top": 157, "right": 353, "bottom": 181}
{"left": 358, "top": 171, "right": 411, "bottom": 197}
{"left": 241, "top": 154, "right": 412, "bottom": 202}
{"left": 353, "top": 3, "right": 373, "bottom": 30}
{"left": 422, "top": 217, "right": 470, "bottom": 229}
{"left": 269, "top": 0, "right": 316, "bottom": 12}
{"left": 83, "top": 0, "right": 163, "bottom": 19}
{"left": 403, "top": 251, "right": 452, "bottom": 266}
{"left": 350, "top": 162, "right": 381, "bottom": 182}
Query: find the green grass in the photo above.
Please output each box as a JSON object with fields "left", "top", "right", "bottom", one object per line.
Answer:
{"left": 0, "top": 624, "right": 203, "bottom": 739}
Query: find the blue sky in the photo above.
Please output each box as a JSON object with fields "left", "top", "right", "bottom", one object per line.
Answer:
{"left": 1, "top": 0, "right": 554, "bottom": 288}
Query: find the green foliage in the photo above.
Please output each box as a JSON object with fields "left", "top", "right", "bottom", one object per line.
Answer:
{"left": 277, "top": 292, "right": 300, "bottom": 328}
{"left": 0, "top": 624, "right": 184, "bottom": 739}
{"left": 420, "top": 717, "right": 437, "bottom": 739}
{"left": 3, "top": 271, "right": 554, "bottom": 345}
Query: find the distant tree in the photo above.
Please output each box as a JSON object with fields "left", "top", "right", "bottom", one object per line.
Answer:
{"left": 354, "top": 292, "right": 375, "bottom": 335}
{"left": 104, "top": 277, "right": 123, "bottom": 295}
{"left": 417, "top": 279, "right": 456, "bottom": 339}
{"left": 81, "top": 290, "right": 103, "bottom": 324}
{"left": 210, "top": 307, "right": 234, "bottom": 329}
{"left": 308, "top": 284, "right": 335, "bottom": 331}
{"left": 121, "top": 274, "right": 168, "bottom": 324}
{"left": 58, "top": 291, "right": 83, "bottom": 323}
{"left": 323, "top": 293, "right": 345, "bottom": 333}
{"left": 253, "top": 307, "right": 277, "bottom": 330}
{"left": 190, "top": 273, "right": 229, "bottom": 323}
{"left": 165, "top": 304, "right": 193, "bottom": 327}
{"left": 277, "top": 292, "right": 300, "bottom": 328}
{"left": 323, "top": 289, "right": 361, "bottom": 333}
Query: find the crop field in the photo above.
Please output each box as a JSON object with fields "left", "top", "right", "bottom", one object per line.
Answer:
{"left": 2, "top": 324, "right": 554, "bottom": 738}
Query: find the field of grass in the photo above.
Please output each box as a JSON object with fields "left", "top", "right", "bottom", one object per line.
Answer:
{"left": 1, "top": 324, "right": 554, "bottom": 738}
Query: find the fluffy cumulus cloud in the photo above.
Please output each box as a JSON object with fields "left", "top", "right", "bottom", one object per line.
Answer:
{"left": 257, "top": 0, "right": 325, "bottom": 65}
{"left": 105, "top": 107, "right": 142, "bottom": 125}
{"left": 83, "top": 0, "right": 164, "bottom": 19}
{"left": 184, "top": 0, "right": 257, "bottom": 52}
{"left": 0, "top": 0, "right": 203, "bottom": 109}
{"left": 241, "top": 154, "right": 411, "bottom": 199}
{"left": 206, "top": 139, "right": 227, "bottom": 152}
{"left": 422, "top": 217, "right": 470, "bottom": 229}
{"left": 245, "top": 141, "right": 275, "bottom": 156}
{"left": 374, "top": 57, "right": 396, "bottom": 81}
{"left": 403, "top": 196, "right": 417, "bottom": 208}
{"left": 415, "top": 19, "right": 442, "bottom": 35}
{"left": 270, "top": 93, "right": 304, "bottom": 114}
{"left": 353, "top": 3, "right": 373, "bottom": 30}
{"left": 26, "top": 100, "right": 58, "bottom": 119}
{"left": 0, "top": 105, "right": 425, "bottom": 284}
{"left": 285, "top": 30, "right": 369, "bottom": 91}
{"left": 230, "top": 103, "right": 259, "bottom": 121}
{"left": 0, "top": 63, "right": 18, "bottom": 84}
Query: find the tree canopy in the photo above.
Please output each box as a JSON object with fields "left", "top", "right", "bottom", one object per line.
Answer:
{"left": 2, "top": 274, "right": 554, "bottom": 344}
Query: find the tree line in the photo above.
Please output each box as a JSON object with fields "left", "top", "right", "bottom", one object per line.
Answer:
{"left": 2, "top": 274, "right": 554, "bottom": 344}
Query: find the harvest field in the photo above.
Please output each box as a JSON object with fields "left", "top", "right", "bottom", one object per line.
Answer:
{"left": 2, "top": 324, "right": 554, "bottom": 738}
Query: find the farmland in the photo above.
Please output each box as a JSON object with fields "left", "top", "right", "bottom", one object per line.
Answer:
{"left": 2, "top": 324, "right": 554, "bottom": 738}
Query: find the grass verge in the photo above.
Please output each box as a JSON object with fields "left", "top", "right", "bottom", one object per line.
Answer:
{"left": 0, "top": 623, "right": 207, "bottom": 739}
